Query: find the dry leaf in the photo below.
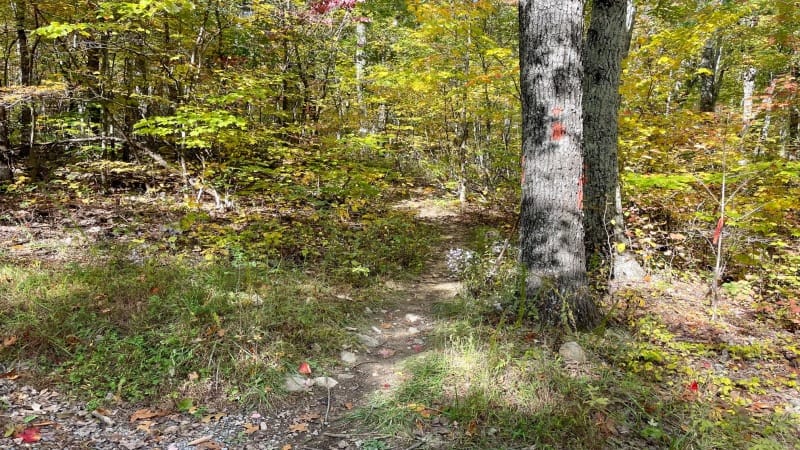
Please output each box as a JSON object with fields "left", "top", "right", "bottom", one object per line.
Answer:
{"left": 288, "top": 422, "right": 309, "bottom": 433}
{"left": 343, "top": 402, "right": 353, "bottom": 410}
{"left": 197, "top": 441, "right": 223, "bottom": 450}
{"left": 2, "top": 335, "right": 18, "bottom": 348}
{"left": 243, "top": 423, "right": 259, "bottom": 434}
{"left": 0, "top": 369, "right": 19, "bottom": 380}
{"left": 281, "top": 445, "right": 292, "bottom": 450}
{"left": 187, "top": 371, "right": 199, "bottom": 381}
{"left": 380, "top": 322, "right": 393, "bottom": 329}
{"left": 298, "top": 361, "right": 312, "bottom": 375}
{"left": 130, "top": 409, "right": 168, "bottom": 422}
{"left": 201, "top": 413, "right": 225, "bottom": 423}
{"left": 298, "top": 412, "right": 320, "bottom": 422}
{"left": 136, "top": 420, "right": 154, "bottom": 433}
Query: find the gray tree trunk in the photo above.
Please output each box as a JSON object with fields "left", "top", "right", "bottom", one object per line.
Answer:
{"left": 699, "top": 39, "right": 723, "bottom": 112}
{"left": 582, "top": 0, "right": 635, "bottom": 270}
{"left": 519, "top": 0, "right": 597, "bottom": 329}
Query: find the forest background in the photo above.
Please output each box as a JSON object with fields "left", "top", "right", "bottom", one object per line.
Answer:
{"left": 0, "top": 0, "right": 799, "bottom": 448}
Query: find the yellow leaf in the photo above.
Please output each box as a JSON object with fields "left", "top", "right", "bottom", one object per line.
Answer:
{"left": 615, "top": 242, "right": 626, "bottom": 254}
{"left": 243, "top": 423, "right": 259, "bottom": 434}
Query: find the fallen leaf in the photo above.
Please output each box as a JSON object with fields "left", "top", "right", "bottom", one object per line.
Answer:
{"left": 411, "top": 344, "right": 424, "bottom": 352}
{"left": 343, "top": 402, "right": 353, "bottom": 410}
{"left": 380, "top": 322, "right": 393, "bottom": 329}
{"left": 2, "top": 335, "right": 18, "bottom": 348}
{"left": 130, "top": 409, "right": 169, "bottom": 422}
{"left": 136, "top": 420, "right": 154, "bottom": 433}
{"left": 243, "top": 423, "right": 259, "bottom": 434}
{"left": 288, "top": 422, "right": 308, "bottom": 433}
{"left": 281, "top": 445, "right": 292, "bottom": 450}
{"left": 298, "top": 361, "right": 312, "bottom": 375}
{"left": 0, "top": 369, "right": 19, "bottom": 380}
{"left": 188, "top": 371, "right": 199, "bottom": 381}
{"left": 201, "top": 413, "right": 225, "bottom": 423}
{"left": 378, "top": 348, "right": 396, "bottom": 358}
{"left": 197, "top": 441, "right": 223, "bottom": 450}
{"left": 17, "top": 427, "right": 41, "bottom": 443}
{"left": 298, "top": 412, "right": 321, "bottom": 422}
{"left": 465, "top": 420, "right": 477, "bottom": 436}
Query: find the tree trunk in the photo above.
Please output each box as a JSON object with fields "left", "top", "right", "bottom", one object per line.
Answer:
{"left": 742, "top": 67, "right": 756, "bottom": 126}
{"left": 699, "top": 39, "right": 723, "bottom": 112}
{"left": 581, "top": 0, "right": 635, "bottom": 270}
{"left": 0, "top": 105, "right": 11, "bottom": 181}
{"left": 519, "top": 0, "right": 597, "bottom": 329}
{"left": 13, "top": 0, "right": 32, "bottom": 157}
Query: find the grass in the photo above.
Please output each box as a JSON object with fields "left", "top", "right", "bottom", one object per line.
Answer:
{"left": 348, "top": 224, "right": 800, "bottom": 450}
{"left": 0, "top": 204, "right": 437, "bottom": 409}
{"left": 0, "top": 256, "right": 381, "bottom": 407}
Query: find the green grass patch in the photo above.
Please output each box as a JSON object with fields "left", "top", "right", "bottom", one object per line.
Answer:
{"left": 0, "top": 256, "right": 386, "bottom": 407}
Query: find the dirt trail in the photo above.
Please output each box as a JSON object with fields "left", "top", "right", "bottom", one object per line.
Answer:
{"left": 0, "top": 199, "right": 470, "bottom": 450}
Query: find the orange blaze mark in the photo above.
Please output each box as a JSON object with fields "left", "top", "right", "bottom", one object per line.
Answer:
{"left": 577, "top": 173, "right": 585, "bottom": 209}
{"left": 551, "top": 122, "right": 566, "bottom": 140}
{"left": 521, "top": 154, "right": 526, "bottom": 185}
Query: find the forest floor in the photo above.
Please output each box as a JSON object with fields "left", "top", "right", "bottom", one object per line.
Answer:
{"left": 1, "top": 191, "right": 799, "bottom": 449}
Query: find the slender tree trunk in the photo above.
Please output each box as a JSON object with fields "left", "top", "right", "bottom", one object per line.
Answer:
{"left": 13, "top": 0, "right": 32, "bottom": 157}
{"left": 582, "top": 0, "right": 635, "bottom": 270}
{"left": 519, "top": 0, "right": 596, "bottom": 329}
{"left": 0, "top": 105, "right": 11, "bottom": 181}
{"left": 788, "top": 64, "right": 799, "bottom": 159}
{"left": 699, "top": 39, "right": 723, "bottom": 112}
{"left": 742, "top": 67, "right": 756, "bottom": 126}
{"left": 355, "top": 21, "right": 367, "bottom": 134}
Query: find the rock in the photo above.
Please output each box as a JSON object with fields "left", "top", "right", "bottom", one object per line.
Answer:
{"left": 284, "top": 375, "right": 312, "bottom": 392}
{"left": 404, "top": 313, "right": 421, "bottom": 323}
{"left": 356, "top": 333, "right": 380, "bottom": 348}
{"left": 340, "top": 351, "right": 358, "bottom": 364}
{"left": 408, "top": 327, "right": 420, "bottom": 335}
{"left": 613, "top": 252, "right": 646, "bottom": 282}
{"left": 559, "top": 341, "right": 587, "bottom": 363}
{"left": 313, "top": 377, "right": 339, "bottom": 388}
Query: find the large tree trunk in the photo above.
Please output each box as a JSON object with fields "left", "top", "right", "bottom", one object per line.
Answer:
{"left": 741, "top": 67, "right": 756, "bottom": 126}
{"left": 519, "top": 0, "right": 597, "bottom": 329}
{"left": 581, "top": 0, "right": 635, "bottom": 271}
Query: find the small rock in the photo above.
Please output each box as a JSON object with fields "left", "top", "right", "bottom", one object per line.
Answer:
{"left": 284, "top": 375, "right": 312, "bottom": 392}
{"left": 408, "top": 327, "right": 420, "bottom": 335}
{"left": 404, "top": 313, "right": 421, "bottom": 323}
{"left": 559, "top": 341, "right": 587, "bottom": 363}
{"left": 340, "top": 351, "right": 358, "bottom": 364}
{"left": 337, "top": 373, "right": 355, "bottom": 380}
{"left": 356, "top": 333, "right": 380, "bottom": 348}
{"left": 313, "top": 377, "right": 339, "bottom": 388}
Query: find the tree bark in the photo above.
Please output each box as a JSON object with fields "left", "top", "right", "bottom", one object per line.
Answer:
{"left": 581, "top": 0, "right": 635, "bottom": 270}
{"left": 742, "top": 67, "right": 756, "bottom": 126}
{"left": 13, "top": 0, "right": 33, "bottom": 157}
{"left": 699, "top": 39, "right": 723, "bottom": 112}
{"left": 519, "top": 0, "right": 597, "bottom": 329}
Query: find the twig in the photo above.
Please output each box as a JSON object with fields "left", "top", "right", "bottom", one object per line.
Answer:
{"left": 324, "top": 387, "right": 332, "bottom": 423}
{"left": 187, "top": 435, "right": 213, "bottom": 446}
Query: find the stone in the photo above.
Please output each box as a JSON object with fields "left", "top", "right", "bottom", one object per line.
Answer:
{"left": 356, "top": 333, "right": 380, "bottom": 348}
{"left": 284, "top": 375, "right": 312, "bottom": 392}
{"left": 340, "top": 351, "right": 358, "bottom": 364}
{"left": 558, "top": 341, "right": 587, "bottom": 364}
{"left": 313, "top": 377, "right": 339, "bottom": 388}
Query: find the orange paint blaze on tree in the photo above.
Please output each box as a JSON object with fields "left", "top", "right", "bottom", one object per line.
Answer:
{"left": 551, "top": 122, "right": 566, "bottom": 140}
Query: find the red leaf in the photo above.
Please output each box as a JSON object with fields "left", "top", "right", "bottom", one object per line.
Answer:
{"left": 298, "top": 362, "right": 312, "bottom": 375}
{"left": 17, "top": 427, "right": 41, "bottom": 443}
{"left": 689, "top": 381, "right": 698, "bottom": 392}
